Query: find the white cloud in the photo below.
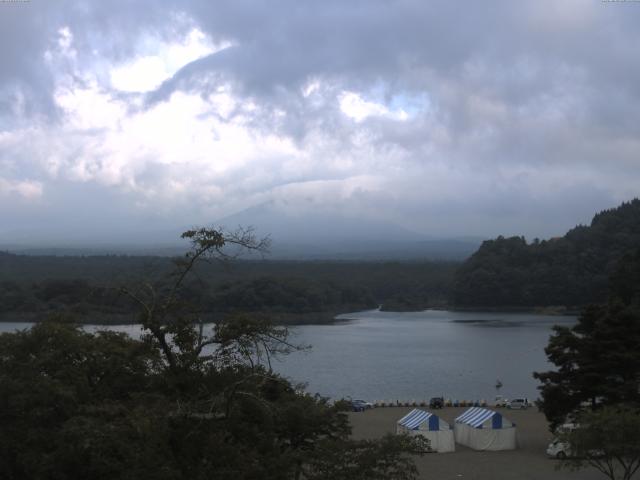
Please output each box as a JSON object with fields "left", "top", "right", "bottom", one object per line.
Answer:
{"left": 54, "top": 83, "right": 127, "bottom": 131}
{"left": 39, "top": 72, "right": 305, "bottom": 209}
{"left": 339, "top": 91, "right": 408, "bottom": 122}
{"left": 57, "top": 27, "right": 75, "bottom": 55}
{"left": 1, "top": 1, "right": 639, "bottom": 242}
{"left": 302, "top": 80, "right": 320, "bottom": 98}
{"left": 0, "top": 178, "right": 43, "bottom": 199}
{"left": 109, "top": 28, "right": 231, "bottom": 92}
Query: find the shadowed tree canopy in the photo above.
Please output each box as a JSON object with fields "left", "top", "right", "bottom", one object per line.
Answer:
{"left": 557, "top": 405, "right": 640, "bottom": 480}
{"left": 534, "top": 248, "right": 640, "bottom": 430}
{"left": 452, "top": 199, "right": 640, "bottom": 308}
{"left": 0, "top": 227, "right": 425, "bottom": 480}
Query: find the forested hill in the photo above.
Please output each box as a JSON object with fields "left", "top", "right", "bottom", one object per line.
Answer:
{"left": 452, "top": 199, "right": 640, "bottom": 308}
{"left": 0, "top": 254, "right": 456, "bottom": 324}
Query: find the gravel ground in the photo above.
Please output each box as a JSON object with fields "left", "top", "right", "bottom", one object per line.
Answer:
{"left": 348, "top": 406, "right": 606, "bottom": 480}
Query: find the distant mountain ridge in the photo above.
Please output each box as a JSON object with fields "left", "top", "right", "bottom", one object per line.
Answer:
{"left": 216, "top": 202, "right": 425, "bottom": 243}
{"left": 215, "top": 202, "right": 481, "bottom": 260}
{"left": 0, "top": 203, "right": 482, "bottom": 261}
{"left": 452, "top": 199, "right": 640, "bottom": 307}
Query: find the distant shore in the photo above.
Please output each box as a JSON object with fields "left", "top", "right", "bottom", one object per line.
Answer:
{"left": 0, "top": 304, "right": 582, "bottom": 327}
{"left": 434, "top": 305, "right": 582, "bottom": 316}
{"left": 378, "top": 304, "right": 582, "bottom": 316}
{"left": 0, "top": 309, "right": 351, "bottom": 326}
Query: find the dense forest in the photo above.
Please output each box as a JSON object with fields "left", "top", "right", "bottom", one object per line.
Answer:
{"left": 452, "top": 199, "right": 640, "bottom": 308}
{"left": 4, "top": 199, "right": 640, "bottom": 322}
{"left": 0, "top": 253, "right": 456, "bottom": 324}
{"left": 0, "top": 228, "right": 425, "bottom": 479}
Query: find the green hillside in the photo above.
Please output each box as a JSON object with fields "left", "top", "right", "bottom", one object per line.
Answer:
{"left": 452, "top": 199, "right": 640, "bottom": 308}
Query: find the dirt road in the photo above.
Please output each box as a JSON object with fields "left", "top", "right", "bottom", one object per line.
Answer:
{"left": 349, "top": 406, "right": 606, "bottom": 480}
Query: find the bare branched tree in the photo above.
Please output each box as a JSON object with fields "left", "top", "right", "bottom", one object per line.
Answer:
{"left": 120, "top": 226, "right": 277, "bottom": 371}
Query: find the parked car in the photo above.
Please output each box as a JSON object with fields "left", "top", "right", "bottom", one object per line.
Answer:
{"left": 546, "top": 423, "right": 603, "bottom": 459}
{"left": 546, "top": 438, "right": 572, "bottom": 459}
{"left": 546, "top": 437, "right": 604, "bottom": 459}
{"left": 351, "top": 399, "right": 373, "bottom": 412}
{"left": 508, "top": 398, "right": 531, "bottom": 409}
{"left": 494, "top": 395, "right": 509, "bottom": 407}
{"left": 429, "top": 397, "right": 444, "bottom": 409}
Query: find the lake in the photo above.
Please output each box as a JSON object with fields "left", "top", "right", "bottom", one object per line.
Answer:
{"left": 0, "top": 309, "right": 575, "bottom": 403}
{"left": 276, "top": 309, "right": 575, "bottom": 403}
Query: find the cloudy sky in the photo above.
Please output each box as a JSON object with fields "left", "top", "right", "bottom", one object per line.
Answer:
{"left": 1, "top": 0, "right": 639, "bottom": 246}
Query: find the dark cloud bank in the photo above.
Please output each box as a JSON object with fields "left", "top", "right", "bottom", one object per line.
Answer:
{"left": 1, "top": 0, "right": 639, "bottom": 250}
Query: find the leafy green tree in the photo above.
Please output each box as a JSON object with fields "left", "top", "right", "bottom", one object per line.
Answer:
{"left": 0, "top": 227, "right": 425, "bottom": 480}
{"left": 558, "top": 405, "right": 640, "bottom": 480}
{"left": 0, "top": 320, "right": 168, "bottom": 480}
{"left": 303, "top": 435, "right": 428, "bottom": 480}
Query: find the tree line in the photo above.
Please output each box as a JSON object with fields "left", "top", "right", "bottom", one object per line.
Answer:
{"left": 452, "top": 199, "right": 640, "bottom": 308}
{"left": 0, "top": 254, "right": 456, "bottom": 324}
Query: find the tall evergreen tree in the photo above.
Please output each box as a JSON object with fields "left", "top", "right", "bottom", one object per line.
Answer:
{"left": 534, "top": 248, "right": 640, "bottom": 429}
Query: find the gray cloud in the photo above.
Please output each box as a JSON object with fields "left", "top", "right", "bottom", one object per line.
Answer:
{"left": 0, "top": 0, "right": 639, "bottom": 246}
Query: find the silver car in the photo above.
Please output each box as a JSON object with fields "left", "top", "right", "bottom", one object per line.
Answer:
{"left": 547, "top": 438, "right": 571, "bottom": 459}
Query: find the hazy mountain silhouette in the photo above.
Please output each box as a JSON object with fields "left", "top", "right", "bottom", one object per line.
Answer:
{"left": 215, "top": 202, "right": 482, "bottom": 260}
{"left": 0, "top": 202, "right": 482, "bottom": 260}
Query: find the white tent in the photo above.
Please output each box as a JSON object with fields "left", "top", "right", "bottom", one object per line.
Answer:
{"left": 454, "top": 407, "right": 516, "bottom": 451}
{"left": 396, "top": 409, "right": 455, "bottom": 453}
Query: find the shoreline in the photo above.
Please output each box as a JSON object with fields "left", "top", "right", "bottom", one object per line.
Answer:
{"left": 378, "top": 305, "right": 582, "bottom": 316}
{"left": 430, "top": 305, "right": 582, "bottom": 316}
{"left": 341, "top": 305, "right": 582, "bottom": 321}
{"left": 0, "top": 309, "right": 355, "bottom": 326}
{"left": 0, "top": 304, "right": 581, "bottom": 327}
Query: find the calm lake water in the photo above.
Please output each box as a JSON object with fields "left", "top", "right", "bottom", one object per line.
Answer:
{"left": 0, "top": 309, "right": 575, "bottom": 403}
{"left": 277, "top": 309, "right": 576, "bottom": 403}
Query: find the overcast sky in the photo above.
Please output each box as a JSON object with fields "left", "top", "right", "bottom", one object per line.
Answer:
{"left": 1, "top": 0, "right": 639, "bottom": 245}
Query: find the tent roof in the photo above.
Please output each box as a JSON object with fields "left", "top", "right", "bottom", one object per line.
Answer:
{"left": 397, "top": 409, "right": 434, "bottom": 430}
{"left": 455, "top": 407, "right": 502, "bottom": 428}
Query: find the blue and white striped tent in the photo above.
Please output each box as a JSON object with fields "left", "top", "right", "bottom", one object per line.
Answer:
{"left": 454, "top": 407, "right": 516, "bottom": 451}
{"left": 396, "top": 409, "right": 455, "bottom": 453}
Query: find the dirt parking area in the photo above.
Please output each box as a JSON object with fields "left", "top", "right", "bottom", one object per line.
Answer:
{"left": 348, "top": 406, "right": 605, "bottom": 480}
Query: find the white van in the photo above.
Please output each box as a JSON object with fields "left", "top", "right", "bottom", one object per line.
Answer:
{"left": 508, "top": 398, "right": 531, "bottom": 409}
